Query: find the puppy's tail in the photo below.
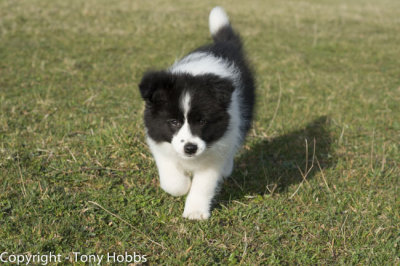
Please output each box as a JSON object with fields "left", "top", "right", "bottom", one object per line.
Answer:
{"left": 209, "top": 7, "right": 241, "bottom": 46}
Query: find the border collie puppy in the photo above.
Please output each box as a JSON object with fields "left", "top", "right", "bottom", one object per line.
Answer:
{"left": 139, "top": 7, "right": 255, "bottom": 219}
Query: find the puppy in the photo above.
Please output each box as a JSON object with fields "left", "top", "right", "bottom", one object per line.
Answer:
{"left": 139, "top": 7, "right": 255, "bottom": 219}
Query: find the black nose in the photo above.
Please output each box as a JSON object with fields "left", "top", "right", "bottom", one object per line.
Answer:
{"left": 184, "top": 143, "right": 198, "bottom": 155}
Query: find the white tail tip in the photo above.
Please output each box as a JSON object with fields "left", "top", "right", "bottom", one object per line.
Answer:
{"left": 209, "top": 6, "right": 230, "bottom": 36}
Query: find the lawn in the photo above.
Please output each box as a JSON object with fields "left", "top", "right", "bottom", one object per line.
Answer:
{"left": 0, "top": 0, "right": 399, "bottom": 264}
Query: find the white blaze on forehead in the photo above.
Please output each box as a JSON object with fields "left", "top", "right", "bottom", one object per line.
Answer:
{"left": 181, "top": 92, "right": 191, "bottom": 117}
{"left": 178, "top": 92, "right": 194, "bottom": 141}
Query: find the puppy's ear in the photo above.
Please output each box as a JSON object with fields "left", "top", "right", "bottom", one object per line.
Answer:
{"left": 206, "top": 75, "right": 235, "bottom": 108}
{"left": 138, "top": 71, "right": 174, "bottom": 104}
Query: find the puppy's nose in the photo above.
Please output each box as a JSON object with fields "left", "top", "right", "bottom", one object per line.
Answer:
{"left": 184, "top": 143, "right": 198, "bottom": 155}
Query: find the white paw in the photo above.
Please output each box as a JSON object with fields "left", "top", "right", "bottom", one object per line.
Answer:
{"left": 182, "top": 199, "right": 210, "bottom": 220}
{"left": 160, "top": 176, "right": 191, "bottom": 196}
{"left": 182, "top": 209, "right": 210, "bottom": 220}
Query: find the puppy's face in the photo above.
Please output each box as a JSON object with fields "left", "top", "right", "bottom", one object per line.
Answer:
{"left": 139, "top": 71, "right": 234, "bottom": 159}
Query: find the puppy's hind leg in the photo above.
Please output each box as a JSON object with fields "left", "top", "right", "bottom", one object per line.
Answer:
{"left": 221, "top": 157, "right": 234, "bottom": 178}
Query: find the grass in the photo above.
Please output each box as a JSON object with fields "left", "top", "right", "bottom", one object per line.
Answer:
{"left": 1, "top": 0, "right": 399, "bottom": 264}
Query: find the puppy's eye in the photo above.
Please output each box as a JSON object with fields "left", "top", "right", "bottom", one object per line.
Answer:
{"left": 168, "top": 119, "right": 182, "bottom": 127}
{"left": 199, "top": 119, "right": 207, "bottom": 126}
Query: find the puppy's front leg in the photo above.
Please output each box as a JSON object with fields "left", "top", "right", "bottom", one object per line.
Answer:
{"left": 183, "top": 168, "right": 222, "bottom": 220}
{"left": 154, "top": 158, "right": 191, "bottom": 196}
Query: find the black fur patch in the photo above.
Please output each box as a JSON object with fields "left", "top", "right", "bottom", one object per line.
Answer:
{"left": 196, "top": 25, "right": 255, "bottom": 136}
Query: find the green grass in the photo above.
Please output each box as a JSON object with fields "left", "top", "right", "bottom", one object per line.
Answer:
{"left": 1, "top": 0, "right": 399, "bottom": 264}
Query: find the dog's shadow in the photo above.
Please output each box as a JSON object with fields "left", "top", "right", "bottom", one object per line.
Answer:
{"left": 218, "top": 116, "right": 334, "bottom": 202}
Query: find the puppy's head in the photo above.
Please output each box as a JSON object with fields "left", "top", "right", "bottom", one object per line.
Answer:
{"left": 139, "top": 71, "right": 234, "bottom": 159}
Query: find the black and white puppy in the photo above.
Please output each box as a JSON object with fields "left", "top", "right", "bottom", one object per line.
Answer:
{"left": 139, "top": 7, "right": 255, "bottom": 219}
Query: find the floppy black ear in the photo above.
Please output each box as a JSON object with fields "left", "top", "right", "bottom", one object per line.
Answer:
{"left": 206, "top": 75, "right": 235, "bottom": 108}
{"left": 138, "top": 71, "right": 174, "bottom": 103}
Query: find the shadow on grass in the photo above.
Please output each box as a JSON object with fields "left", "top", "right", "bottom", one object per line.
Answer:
{"left": 218, "top": 116, "right": 334, "bottom": 202}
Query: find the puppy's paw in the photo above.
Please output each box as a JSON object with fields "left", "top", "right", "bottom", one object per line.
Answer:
{"left": 182, "top": 209, "right": 210, "bottom": 220}
{"left": 182, "top": 200, "right": 210, "bottom": 220}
